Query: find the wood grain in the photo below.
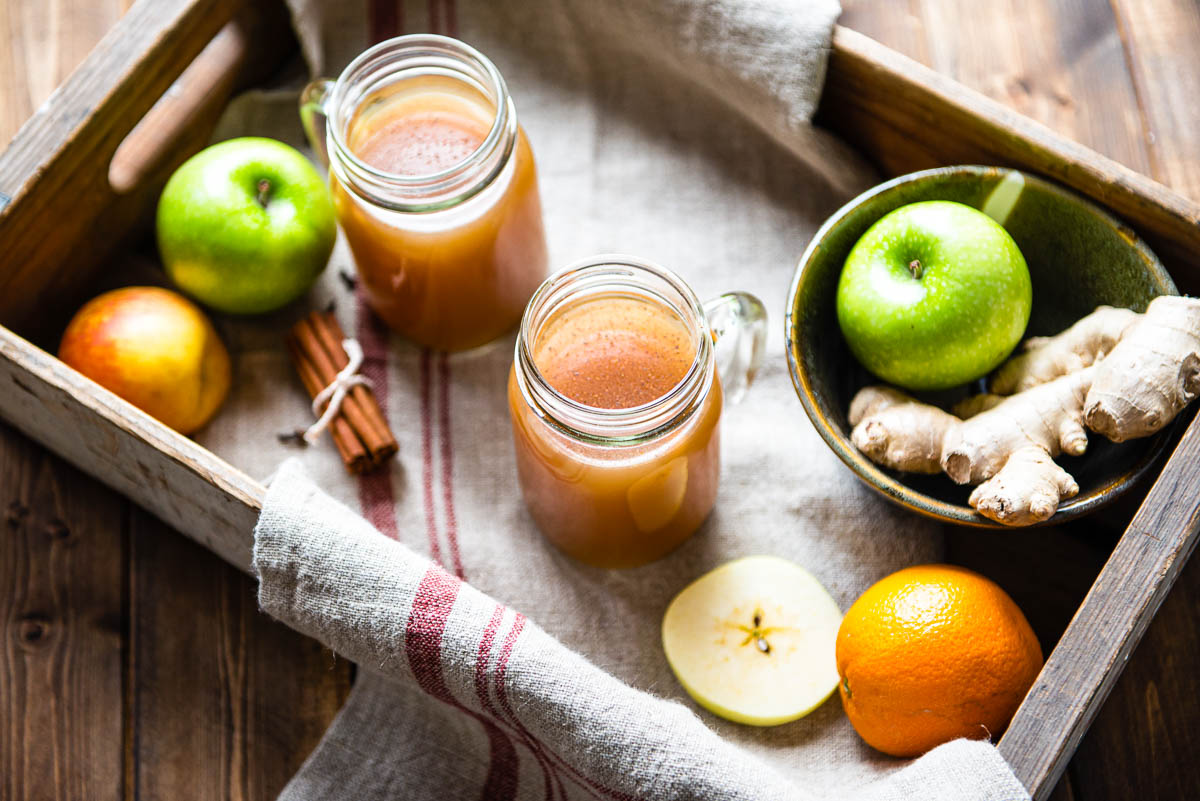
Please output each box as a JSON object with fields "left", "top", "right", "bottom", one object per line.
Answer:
{"left": 129, "top": 507, "right": 350, "bottom": 801}
{"left": 1110, "top": 0, "right": 1200, "bottom": 200}
{"left": 0, "top": 420, "right": 125, "bottom": 801}
{"left": 999, "top": 411, "right": 1200, "bottom": 798}
{"left": 0, "top": 0, "right": 241, "bottom": 334}
{"left": 0, "top": 0, "right": 129, "bottom": 145}
{"left": 818, "top": 26, "right": 1200, "bottom": 294}
{"left": 841, "top": 0, "right": 1151, "bottom": 177}
{"left": 0, "top": 325, "right": 264, "bottom": 573}
{"left": 107, "top": 21, "right": 249, "bottom": 194}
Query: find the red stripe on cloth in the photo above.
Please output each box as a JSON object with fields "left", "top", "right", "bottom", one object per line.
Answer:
{"left": 495, "top": 616, "right": 642, "bottom": 801}
{"left": 495, "top": 615, "right": 569, "bottom": 801}
{"left": 356, "top": 296, "right": 399, "bottom": 539}
{"left": 438, "top": 353, "right": 465, "bottom": 578}
{"left": 476, "top": 604, "right": 506, "bottom": 705}
{"left": 407, "top": 566, "right": 520, "bottom": 800}
{"left": 368, "top": 0, "right": 399, "bottom": 42}
{"left": 477, "top": 606, "right": 560, "bottom": 801}
{"left": 419, "top": 348, "right": 444, "bottom": 565}
{"left": 406, "top": 565, "right": 462, "bottom": 700}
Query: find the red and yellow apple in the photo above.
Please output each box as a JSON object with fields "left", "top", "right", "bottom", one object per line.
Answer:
{"left": 58, "top": 287, "right": 232, "bottom": 434}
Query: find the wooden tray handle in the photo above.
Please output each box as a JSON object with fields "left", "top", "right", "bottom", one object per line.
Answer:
{"left": 108, "top": 20, "right": 249, "bottom": 194}
{"left": 0, "top": 0, "right": 292, "bottom": 337}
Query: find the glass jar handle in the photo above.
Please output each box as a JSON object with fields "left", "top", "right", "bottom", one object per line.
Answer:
{"left": 300, "top": 79, "right": 334, "bottom": 168}
{"left": 702, "top": 292, "right": 767, "bottom": 406}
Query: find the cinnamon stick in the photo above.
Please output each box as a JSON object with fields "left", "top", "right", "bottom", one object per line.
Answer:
{"left": 308, "top": 310, "right": 398, "bottom": 455}
{"left": 285, "top": 311, "right": 398, "bottom": 474}
{"left": 285, "top": 334, "right": 371, "bottom": 473}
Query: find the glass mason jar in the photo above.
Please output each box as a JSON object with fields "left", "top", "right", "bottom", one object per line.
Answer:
{"left": 508, "top": 256, "right": 767, "bottom": 569}
{"left": 301, "top": 35, "right": 548, "bottom": 351}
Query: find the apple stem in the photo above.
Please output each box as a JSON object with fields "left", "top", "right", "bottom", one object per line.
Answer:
{"left": 908, "top": 259, "right": 923, "bottom": 279}
{"left": 256, "top": 178, "right": 272, "bottom": 209}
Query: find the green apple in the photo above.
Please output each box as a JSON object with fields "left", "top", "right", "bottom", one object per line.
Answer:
{"left": 157, "top": 137, "right": 336, "bottom": 315}
{"left": 836, "top": 200, "right": 1032, "bottom": 391}
{"left": 661, "top": 556, "right": 842, "bottom": 726}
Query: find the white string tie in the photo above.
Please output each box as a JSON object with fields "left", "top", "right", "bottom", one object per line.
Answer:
{"left": 303, "top": 338, "right": 372, "bottom": 445}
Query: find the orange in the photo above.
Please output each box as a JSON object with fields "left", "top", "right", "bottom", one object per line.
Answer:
{"left": 835, "top": 564, "right": 1042, "bottom": 758}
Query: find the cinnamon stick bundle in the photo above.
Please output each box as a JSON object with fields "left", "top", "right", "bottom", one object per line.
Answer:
{"left": 285, "top": 310, "right": 398, "bottom": 474}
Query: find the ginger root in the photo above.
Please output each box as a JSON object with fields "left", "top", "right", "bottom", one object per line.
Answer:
{"left": 990, "top": 306, "right": 1137, "bottom": 394}
{"left": 849, "top": 386, "right": 956, "bottom": 474}
{"left": 847, "top": 298, "right": 1200, "bottom": 526}
{"left": 942, "top": 368, "right": 1092, "bottom": 486}
{"left": 968, "top": 446, "right": 1079, "bottom": 526}
{"left": 1085, "top": 296, "right": 1200, "bottom": 441}
{"left": 849, "top": 370, "right": 1091, "bottom": 526}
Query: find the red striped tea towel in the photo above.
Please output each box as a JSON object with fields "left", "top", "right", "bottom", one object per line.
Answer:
{"left": 255, "top": 460, "right": 1029, "bottom": 801}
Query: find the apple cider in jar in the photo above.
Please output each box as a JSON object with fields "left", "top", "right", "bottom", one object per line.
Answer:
{"left": 302, "top": 36, "right": 548, "bottom": 351}
{"left": 509, "top": 257, "right": 767, "bottom": 569}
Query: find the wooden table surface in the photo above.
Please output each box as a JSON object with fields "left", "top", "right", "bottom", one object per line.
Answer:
{"left": 2, "top": 1, "right": 1198, "bottom": 798}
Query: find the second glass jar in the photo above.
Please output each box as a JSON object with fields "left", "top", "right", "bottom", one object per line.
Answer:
{"left": 508, "top": 256, "right": 766, "bottom": 569}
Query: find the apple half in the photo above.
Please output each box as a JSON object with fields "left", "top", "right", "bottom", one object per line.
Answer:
{"left": 661, "top": 555, "right": 843, "bottom": 726}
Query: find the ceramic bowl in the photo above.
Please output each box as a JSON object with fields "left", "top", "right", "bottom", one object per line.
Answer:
{"left": 785, "top": 165, "right": 1177, "bottom": 528}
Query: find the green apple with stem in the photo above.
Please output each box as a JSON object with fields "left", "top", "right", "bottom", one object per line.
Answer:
{"left": 157, "top": 137, "right": 336, "bottom": 315}
{"left": 836, "top": 200, "right": 1032, "bottom": 391}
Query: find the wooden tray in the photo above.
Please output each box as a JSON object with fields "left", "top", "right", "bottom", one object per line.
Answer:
{"left": 2, "top": 2, "right": 1198, "bottom": 798}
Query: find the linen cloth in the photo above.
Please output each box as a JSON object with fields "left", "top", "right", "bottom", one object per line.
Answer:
{"left": 196, "top": 0, "right": 1031, "bottom": 797}
{"left": 255, "top": 461, "right": 1028, "bottom": 801}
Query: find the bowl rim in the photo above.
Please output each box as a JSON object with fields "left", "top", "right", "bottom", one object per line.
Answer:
{"left": 784, "top": 164, "right": 1178, "bottom": 529}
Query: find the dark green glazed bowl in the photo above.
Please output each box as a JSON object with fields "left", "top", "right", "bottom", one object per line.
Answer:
{"left": 786, "top": 166, "right": 1178, "bottom": 528}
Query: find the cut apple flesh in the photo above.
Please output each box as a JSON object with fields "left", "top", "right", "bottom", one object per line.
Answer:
{"left": 662, "top": 555, "right": 842, "bottom": 726}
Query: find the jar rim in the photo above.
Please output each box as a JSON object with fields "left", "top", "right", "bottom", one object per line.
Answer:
{"left": 514, "top": 255, "right": 715, "bottom": 445}
{"left": 326, "top": 34, "right": 516, "bottom": 211}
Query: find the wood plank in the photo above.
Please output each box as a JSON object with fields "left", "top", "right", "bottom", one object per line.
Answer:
{"left": 0, "top": 0, "right": 295, "bottom": 343}
{"left": 0, "top": 419, "right": 126, "bottom": 801}
{"left": 107, "top": 21, "right": 250, "bottom": 194}
{"left": 0, "top": 325, "right": 263, "bottom": 573}
{"left": 0, "top": 0, "right": 127, "bottom": 145}
{"left": 1068, "top": 555, "right": 1200, "bottom": 798}
{"left": 0, "top": 0, "right": 241, "bottom": 332}
{"left": 998, "top": 411, "right": 1200, "bottom": 799}
{"left": 840, "top": 0, "right": 1151, "bottom": 178}
{"left": 818, "top": 26, "right": 1200, "bottom": 294}
{"left": 1110, "top": 0, "right": 1200, "bottom": 201}
{"left": 129, "top": 506, "right": 351, "bottom": 801}
{"left": 837, "top": 0, "right": 930, "bottom": 65}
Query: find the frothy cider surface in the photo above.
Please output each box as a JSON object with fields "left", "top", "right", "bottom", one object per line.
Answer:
{"left": 533, "top": 296, "right": 697, "bottom": 409}
{"left": 347, "top": 81, "right": 491, "bottom": 176}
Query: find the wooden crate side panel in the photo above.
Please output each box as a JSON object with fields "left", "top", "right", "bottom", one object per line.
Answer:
{"left": 0, "top": 326, "right": 262, "bottom": 572}
{"left": 819, "top": 26, "right": 1200, "bottom": 294}
{"left": 0, "top": 0, "right": 242, "bottom": 333}
{"left": 999, "top": 410, "right": 1200, "bottom": 799}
